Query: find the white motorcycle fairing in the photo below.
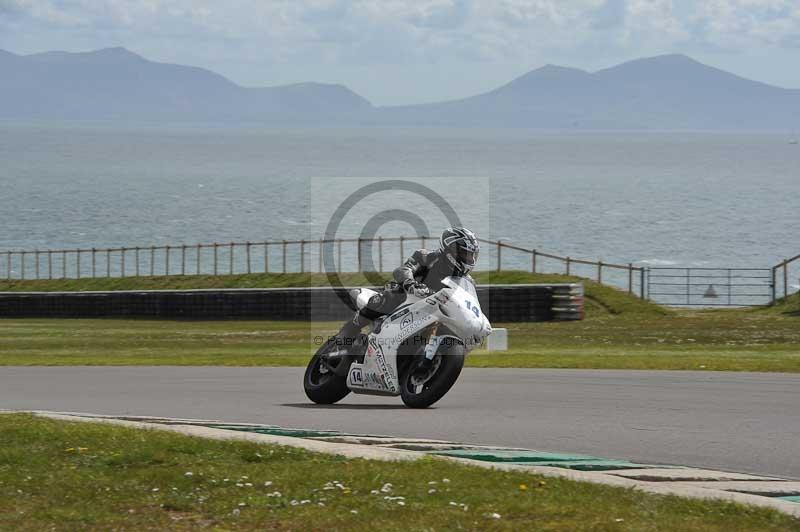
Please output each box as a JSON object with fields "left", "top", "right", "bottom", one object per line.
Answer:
{"left": 346, "top": 276, "right": 491, "bottom": 396}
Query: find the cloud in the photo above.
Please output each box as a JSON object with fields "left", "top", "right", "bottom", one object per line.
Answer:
{"left": 2, "top": 0, "right": 799, "bottom": 70}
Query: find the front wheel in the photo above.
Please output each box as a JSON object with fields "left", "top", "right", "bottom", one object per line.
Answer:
{"left": 400, "top": 341, "right": 465, "bottom": 409}
{"left": 304, "top": 339, "right": 351, "bottom": 404}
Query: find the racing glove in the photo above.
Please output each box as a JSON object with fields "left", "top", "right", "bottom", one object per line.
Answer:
{"left": 402, "top": 279, "right": 431, "bottom": 298}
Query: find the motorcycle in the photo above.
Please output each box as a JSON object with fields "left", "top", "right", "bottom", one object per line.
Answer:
{"left": 304, "top": 276, "right": 492, "bottom": 408}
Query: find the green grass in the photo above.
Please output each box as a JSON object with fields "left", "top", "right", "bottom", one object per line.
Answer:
{"left": 1, "top": 310, "right": 798, "bottom": 371}
{"left": 1, "top": 413, "right": 797, "bottom": 531}
{"left": 0, "top": 271, "right": 797, "bottom": 371}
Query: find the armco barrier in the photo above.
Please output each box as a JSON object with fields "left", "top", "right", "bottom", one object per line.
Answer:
{"left": 0, "top": 284, "right": 583, "bottom": 322}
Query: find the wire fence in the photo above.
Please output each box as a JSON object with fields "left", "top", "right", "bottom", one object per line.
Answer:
{"left": 0, "top": 236, "right": 647, "bottom": 297}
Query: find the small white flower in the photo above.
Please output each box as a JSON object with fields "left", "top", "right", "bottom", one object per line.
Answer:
{"left": 370, "top": 489, "right": 380, "bottom": 495}
{"left": 245, "top": 483, "right": 253, "bottom": 487}
{"left": 442, "top": 478, "right": 450, "bottom": 484}
{"left": 301, "top": 500, "right": 310, "bottom": 505}
{"left": 151, "top": 488, "right": 159, "bottom": 492}
{"left": 380, "top": 483, "right": 393, "bottom": 493}
{"left": 428, "top": 489, "right": 437, "bottom": 494}
{"left": 428, "top": 481, "right": 437, "bottom": 485}
{"left": 490, "top": 512, "right": 501, "bottom": 519}
{"left": 232, "top": 508, "right": 240, "bottom": 517}
{"left": 449, "top": 501, "right": 458, "bottom": 506}
{"left": 350, "top": 509, "right": 358, "bottom": 514}
{"left": 236, "top": 483, "right": 244, "bottom": 487}
{"left": 318, "top": 502, "right": 325, "bottom": 507}
{"left": 290, "top": 500, "right": 299, "bottom": 506}
{"left": 397, "top": 501, "right": 405, "bottom": 506}
{"left": 238, "top": 502, "right": 246, "bottom": 507}
{"left": 264, "top": 481, "right": 273, "bottom": 487}
{"left": 184, "top": 472, "right": 193, "bottom": 477}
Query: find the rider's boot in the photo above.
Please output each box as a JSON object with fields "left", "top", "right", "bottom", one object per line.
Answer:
{"left": 337, "top": 311, "right": 371, "bottom": 351}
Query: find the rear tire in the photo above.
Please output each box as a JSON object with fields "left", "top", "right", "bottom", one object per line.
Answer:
{"left": 303, "top": 339, "right": 351, "bottom": 405}
{"left": 400, "top": 341, "right": 465, "bottom": 409}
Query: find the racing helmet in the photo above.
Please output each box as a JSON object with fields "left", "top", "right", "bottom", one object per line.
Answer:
{"left": 440, "top": 227, "right": 479, "bottom": 274}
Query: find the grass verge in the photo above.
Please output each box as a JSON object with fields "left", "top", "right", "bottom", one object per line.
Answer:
{"left": 0, "top": 272, "right": 797, "bottom": 371}
{"left": 0, "top": 313, "right": 798, "bottom": 371}
{"left": 1, "top": 413, "right": 797, "bottom": 531}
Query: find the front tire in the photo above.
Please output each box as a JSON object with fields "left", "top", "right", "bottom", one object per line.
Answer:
{"left": 304, "top": 339, "right": 351, "bottom": 405}
{"left": 400, "top": 341, "right": 465, "bottom": 408}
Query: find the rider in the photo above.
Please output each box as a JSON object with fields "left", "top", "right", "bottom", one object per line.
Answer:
{"left": 337, "top": 227, "right": 480, "bottom": 343}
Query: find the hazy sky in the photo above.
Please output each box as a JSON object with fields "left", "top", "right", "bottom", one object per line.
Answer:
{"left": 1, "top": 0, "right": 799, "bottom": 105}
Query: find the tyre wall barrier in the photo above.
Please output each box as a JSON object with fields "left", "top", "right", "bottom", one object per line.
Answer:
{"left": 0, "top": 284, "right": 583, "bottom": 322}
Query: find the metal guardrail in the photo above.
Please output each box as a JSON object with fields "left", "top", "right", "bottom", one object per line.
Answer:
{"left": 0, "top": 236, "right": 647, "bottom": 297}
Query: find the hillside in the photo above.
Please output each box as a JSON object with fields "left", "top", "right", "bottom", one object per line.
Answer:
{"left": 376, "top": 54, "right": 800, "bottom": 129}
{"left": 0, "top": 47, "right": 371, "bottom": 122}
{"left": 2, "top": 48, "right": 799, "bottom": 129}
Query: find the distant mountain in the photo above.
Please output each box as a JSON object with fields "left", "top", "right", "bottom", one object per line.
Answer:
{"left": 376, "top": 54, "right": 800, "bottom": 129}
{"left": 2, "top": 48, "right": 799, "bottom": 129}
{"left": 0, "top": 47, "right": 371, "bottom": 122}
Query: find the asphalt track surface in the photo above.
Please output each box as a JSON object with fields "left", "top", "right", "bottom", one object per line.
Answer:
{"left": 1, "top": 367, "right": 798, "bottom": 480}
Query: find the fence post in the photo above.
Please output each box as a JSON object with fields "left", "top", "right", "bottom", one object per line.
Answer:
{"left": 597, "top": 261, "right": 603, "bottom": 283}
{"left": 181, "top": 245, "right": 186, "bottom": 276}
{"left": 121, "top": 248, "right": 126, "bottom": 277}
{"left": 228, "top": 243, "right": 233, "bottom": 274}
{"left": 213, "top": 244, "right": 218, "bottom": 275}
{"left": 135, "top": 247, "right": 140, "bottom": 277}
{"left": 61, "top": 251, "right": 66, "bottom": 279}
{"left": 297, "top": 240, "right": 305, "bottom": 273}
{"left": 628, "top": 263, "right": 633, "bottom": 294}
{"left": 21, "top": 251, "right": 26, "bottom": 279}
{"left": 400, "top": 236, "right": 405, "bottom": 263}
{"left": 282, "top": 240, "right": 287, "bottom": 273}
{"left": 6, "top": 251, "right": 10, "bottom": 280}
{"left": 77, "top": 250, "right": 81, "bottom": 279}
{"left": 165, "top": 246, "right": 170, "bottom": 276}
{"left": 91, "top": 248, "right": 96, "bottom": 278}
{"left": 34, "top": 250, "right": 40, "bottom": 279}
{"left": 106, "top": 249, "right": 111, "bottom": 278}
{"left": 196, "top": 245, "right": 201, "bottom": 275}
{"left": 421, "top": 236, "right": 426, "bottom": 249}
{"left": 771, "top": 266, "right": 777, "bottom": 303}
{"left": 150, "top": 246, "right": 155, "bottom": 276}
{"left": 264, "top": 243, "right": 269, "bottom": 273}
{"left": 531, "top": 249, "right": 537, "bottom": 273}
{"left": 784, "top": 260, "right": 789, "bottom": 299}
{"left": 337, "top": 239, "right": 342, "bottom": 272}
{"left": 566, "top": 257, "right": 570, "bottom": 276}
{"left": 640, "top": 268, "right": 646, "bottom": 299}
{"left": 357, "top": 238, "right": 363, "bottom": 272}
{"left": 318, "top": 240, "right": 322, "bottom": 273}
{"left": 48, "top": 250, "right": 53, "bottom": 280}
{"left": 246, "top": 242, "right": 251, "bottom": 274}
{"left": 378, "top": 236, "right": 383, "bottom": 272}
{"left": 496, "top": 241, "right": 501, "bottom": 272}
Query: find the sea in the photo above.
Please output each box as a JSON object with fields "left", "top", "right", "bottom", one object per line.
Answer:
{"left": 1, "top": 122, "right": 798, "bottom": 281}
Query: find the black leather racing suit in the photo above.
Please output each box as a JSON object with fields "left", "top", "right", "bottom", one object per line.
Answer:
{"left": 339, "top": 248, "right": 471, "bottom": 337}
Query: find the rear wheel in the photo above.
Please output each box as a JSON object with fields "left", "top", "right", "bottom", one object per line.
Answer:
{"left": 400, "top": 341, "right": 465, "bottom": 408}
{"left": 303, "top": 338, "right": 351, "bottom": 404}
